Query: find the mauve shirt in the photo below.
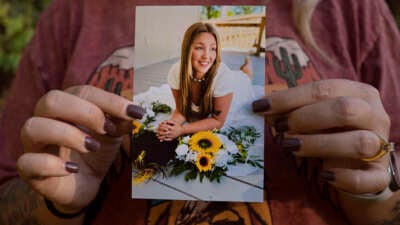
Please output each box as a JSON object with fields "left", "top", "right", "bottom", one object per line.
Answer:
{"left": 0, "top": 0, "right": 399, "bottom": 224}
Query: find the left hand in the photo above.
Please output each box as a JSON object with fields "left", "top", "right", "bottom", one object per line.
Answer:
{"left": 156, "top": 120, "right": 183, "bottom": 141}
{"left": 253, "top": 79, "right": 392, "bottom": 194}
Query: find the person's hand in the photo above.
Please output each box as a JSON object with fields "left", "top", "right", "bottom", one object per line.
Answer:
{"left": 17, "top": 85, "right": 145, "bottom": 213}
{"left": 253, "top": 79, "right": 391, "bottom": 194}
{"left": 156, "top": 120, "right": 183, "bottom": 141}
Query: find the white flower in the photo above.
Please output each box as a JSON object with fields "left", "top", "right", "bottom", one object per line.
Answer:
{"left": 146, "top": 107, "right": 155, "bottom": 118}
{"left": 175, "top": 144, "right": 189, "bottom": 159}
{"left": 185, "top": 150, "right": 198, "bottom": 162}
{"left": 217, "top": 134, "right": 239, "bottom": 154}
{"left": 215, "top": 150, "right": 229, "bottom": 167}
{"left": 225, "top": 140, "right": 239, "bottom": 154}
{"left": 182, "top": 135, "right": 190, "bottom": 144}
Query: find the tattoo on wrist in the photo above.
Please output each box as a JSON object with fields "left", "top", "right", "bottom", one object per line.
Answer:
{"left": 373, "top": 201, "right": 400, "bottom": 225}
{"left": 0, "top": 178, "right": 42, "bottom": 225}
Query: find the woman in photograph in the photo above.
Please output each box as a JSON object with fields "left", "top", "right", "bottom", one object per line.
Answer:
{"left": 1, "top": 0, "right": 400, "bottom": 225}
{"left": 156, "top": 22, "right": 259, "bottom": 142}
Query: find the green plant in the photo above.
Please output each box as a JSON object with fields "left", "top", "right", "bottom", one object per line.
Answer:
{"left": 386, "top": 0, "right": 400, "bottom": 29}
{"left": 0, "top": 0, "right": 51, "bottom": 96}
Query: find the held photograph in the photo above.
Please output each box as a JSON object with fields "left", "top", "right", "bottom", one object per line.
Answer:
{"left": 131, "top": 5, "right": 266, "bottom": 202}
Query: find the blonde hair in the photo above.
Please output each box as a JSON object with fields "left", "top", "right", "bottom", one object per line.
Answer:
{"left": 179, "top": 22, "right": 221, "bottom": 121}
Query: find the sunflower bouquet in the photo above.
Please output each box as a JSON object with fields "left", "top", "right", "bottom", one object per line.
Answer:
{"left": 132, "top": 100, "right": 263, "bottom": 184}
{"left": 169, "top": 127, "right": 263, "bottom": 183}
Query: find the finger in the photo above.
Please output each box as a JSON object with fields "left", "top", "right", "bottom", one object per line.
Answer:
{"left": 17, "top": 153, "right": 86, "bottom": 206}
{"left": 17, "top": 153, "right": 79, "bottom": 178}
{"left": 65, "top": 85, "right": 145, "bottom": 120}
{"left": 260, "top": 79, "right": 382, "bottom": 115}
{"left": 163, "top": 138, "right": 174, "bottom": 141}
{"left": 157, "top": 135, "right": 167, "bottom": 142}
{"left": 284, "top": 130, "right": 382, "bottom": 160}
{"left": 156, "top": 126, "right": 171, "bottom": 135}
{"left": 279, "top": 97, "right": 374, "bottom": 134}
{"left": 166, "top": 120, "right": 177, "bottom": 126}
{"left": 35, "top": 90, "right": 117, "bottom": 135}
{"left": 21, "top": 117, "right": 101, "bottom": 153}
{"left": 320, "top": 165, "right": 390, "bottom": 194}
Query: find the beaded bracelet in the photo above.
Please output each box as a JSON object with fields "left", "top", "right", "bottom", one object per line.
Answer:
{"left": 44, "top": 198, "right": 86, "bottom": 219}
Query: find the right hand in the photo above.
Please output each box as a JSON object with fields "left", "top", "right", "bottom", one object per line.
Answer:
{"left": 156, "top": 120, "right": 183, "bottom": 141}
{"left": 17, "top": 85, "right": 145, "bottom": 213}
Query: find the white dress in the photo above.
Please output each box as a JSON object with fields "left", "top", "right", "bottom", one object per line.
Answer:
{"left": 166, "top": 62, "right": 263, "bottom": 131}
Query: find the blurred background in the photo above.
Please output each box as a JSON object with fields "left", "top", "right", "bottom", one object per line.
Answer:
{"left": 0, "top": 0, "right": 399, "bottom": 110}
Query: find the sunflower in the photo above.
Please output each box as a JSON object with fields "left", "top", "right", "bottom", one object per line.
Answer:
{"left": 195, "top": 153, "right": 214, "bottom": 172}
{"left": 189, "top": 131, "right": 222, "bottom": 154}
{"left": 132, "top": 120, "right": 142, "bottom": 135}
{"left": 132, "top": 169, "right": 155, "bottom": 185}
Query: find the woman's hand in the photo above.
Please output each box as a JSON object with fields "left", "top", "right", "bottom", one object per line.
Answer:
{"left": 17, "top": 85, "right": 145, "bottom": 213}
{"left": 156, "top": 120, "right": 183, "bottom": 141}
{"left": 253, "top": 79, "right": 391, "bottom": 194}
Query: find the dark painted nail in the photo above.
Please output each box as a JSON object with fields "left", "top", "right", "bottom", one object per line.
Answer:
{"left": 282, "top": 138, "right": 302, "bottom": 152}
{"left": 252, "top": 98, "right": 271, "bottom": 112}
{"left": 84, "top": 136, "right": 101, "bottom": 152}
{"left": 104, "top": 118, "right": 117, "bottom": 135}
{"left": 127, "top": 105, "right": 145, "bottom": 119}
{"left": 319, "top": 171, "right": 335, "bottom": 181}
{"left": 65, "top": 162, "right": 79, "bottom": 173}
{"left": 275, "top": 117, "right": 289, "bottom": 133}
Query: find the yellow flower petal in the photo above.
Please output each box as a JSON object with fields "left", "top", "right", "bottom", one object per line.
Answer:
{"left": 132, "top": 120, "right": 142, "bottom": 134}
{"left": 189, "top": 131, "right": 222, "bottom": 154}
{"left": 195, "top": 153, "right": 214, "bottom": 172}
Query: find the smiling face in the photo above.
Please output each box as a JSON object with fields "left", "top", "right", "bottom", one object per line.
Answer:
{"left": 190, "top": 32, "right": 217, "bottom": 78}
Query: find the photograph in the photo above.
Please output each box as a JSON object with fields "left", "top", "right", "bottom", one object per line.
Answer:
{"left": 131, "top": 5, "right": 266, "bottom": 202}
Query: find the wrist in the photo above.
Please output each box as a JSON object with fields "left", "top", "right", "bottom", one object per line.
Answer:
{"left": 44, "top": 198, "right": 86, "bottom": 219}
{"left": 180, "top": 123, "right": 188, "bottom": 136}
{"left": 337, "top": 186, "right": 393, "bottom": 202}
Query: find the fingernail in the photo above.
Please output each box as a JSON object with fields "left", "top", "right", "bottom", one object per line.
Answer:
{"left": 282, "top": 138, "right": 302, "bottom": 152}
{"left": 127, "top": 105, "right": 145, "bottom": 119}
{"left": 252, "top": 98, "right": 271, "bottom": 112}
{"left": 104, "top": 118, "right": 117, "bottom": 135}
{"left": 275, "top": 117, "right": 289, "bottom": 133}
{"left": 319, "top": 171, "right": 335, "bottom": 181}
{"left": 65, "top": 162, "right": 79, "bottom": 173}
{"left": 84, "top": 136, "right": 101, "bottom": 152}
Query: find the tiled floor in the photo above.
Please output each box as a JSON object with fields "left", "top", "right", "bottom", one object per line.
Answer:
{"left": 134, "top": 50, "right": 265, "bottom": 94}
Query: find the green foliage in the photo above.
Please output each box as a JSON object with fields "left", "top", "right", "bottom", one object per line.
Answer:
{"left": 222, "top": 126, "right": 261, "bottom": 150}
{"left": 200, "top": 6, "right": 221, "bottom": 20}
{"left": 169, "top": 159, "right": 228, "bottom": 183}
{"left": 386, "top": 0, "right": 400, "bottom": 29}
{"left": 0, "top": 0, "right": 51, "bottom": 94}
{"left": 151, "top": 101, "right": 172, "bottom": 114}
{"left": 222, "top": 126, "right": 264, "bottom": 169}
{"left": 230, "top": 6, "right": 260, "bottom": 15}
{"left": 200, "top": 6, "right": 263, "bottom": 20}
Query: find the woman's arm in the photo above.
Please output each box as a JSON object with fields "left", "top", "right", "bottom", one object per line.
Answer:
{"left": 338, "top": 189, "right": 400, "bottom": 225}
{"left": 168, "top": 89, "right": 187, "bottom": 124}
{"left": 157, "top": 91, "right": 233, "bottom": 141}
{"left": 180, "top": 93, "right": 233, "bottom": 135}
